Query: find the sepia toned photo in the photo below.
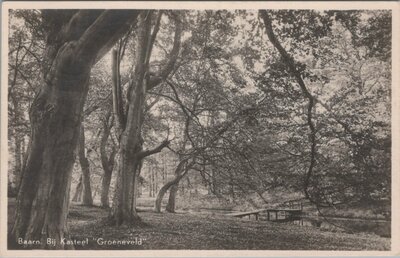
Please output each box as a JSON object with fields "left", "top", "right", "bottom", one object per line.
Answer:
{"left": 1, "top": 1, "right": 399, "bottom": 256}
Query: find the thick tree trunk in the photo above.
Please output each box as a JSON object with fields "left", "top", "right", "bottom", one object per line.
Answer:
{"left": 165, "top": 184, "right": 179, "bottom": 213}
{"left": 100, "top": 110, "right": 116, "bottom": 208}
{"left": 10, "top": 55, "right": 90, "bottom": 248}
{"left": 110, "top": 13, "right": 151, "bottom": 226}
{"left": 111, "top": 151, "right": 141, "bottom": 225}
{"left": 72, "top": 176, "right": 83, "bottom": 202}
{"left": 154, "top": 181, "right": 170, "bottom": 213}
{"left": 111, "top": 11, "right": 180, "bottom": 225}
{"left": 10, "top": 10, "right": 140, "bottom": 249}
{"left": 101, "top": 169, "right": 112, "bottom": 208}
{"left": 78, "top": 126, "right": 93, "bottom": 206}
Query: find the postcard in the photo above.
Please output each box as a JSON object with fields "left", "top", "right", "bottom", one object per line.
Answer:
{"left": 1, "top": 1, "right": 399, "bottom": 257}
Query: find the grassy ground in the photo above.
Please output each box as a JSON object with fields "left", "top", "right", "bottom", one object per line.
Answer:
{"left": 67, "top": 205, "right": 389, "bottom": 250}
{"left": 8, "top": 199, "right": 390, "bottom": 250}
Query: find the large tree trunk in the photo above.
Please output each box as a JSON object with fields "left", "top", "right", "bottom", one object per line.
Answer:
{"left": 110, "top": 13, "right": 151, "bottom": 226}
{"left": 111, "top": 152, "right": 142, "bottom": 225}
{"left": 133, "top": 161, "right": 143, "bottom": 207}
{"left": 101, "top": 169, "right": 112, "bottom": 208}
{"left": 78, "top": 126, "right": 93, "bottom": 206}
{"left": 100, "top": 110, "right": 116, "bottom": 208}
{"left": 165, "top": 184, "right": 179, "bottom": 213}
{"left": 110, "top": 11, "right": 180, "bottom": 225}
{"left": 10, "top": 10, "right": 140, "bottom": 249}
{"left": 11, "top": 50, "right": 91, "bottom": 249}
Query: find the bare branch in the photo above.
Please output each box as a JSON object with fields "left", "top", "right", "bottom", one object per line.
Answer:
{"left": 139, "top": 139, "right": 171, "bottom": 158}
{"left": 148, "top": 12, "right": 183, "bottom": 89}
{"left": 112, "top": 49, "right": 126, "bottom": 132}
{"left": 145, "top": 10, "right": 163, "bottom": 66}
{"left": 83, "top": 91, "right": 112, "bottom": 117}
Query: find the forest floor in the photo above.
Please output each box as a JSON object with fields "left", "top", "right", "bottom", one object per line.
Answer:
{"left": 8, "top": 199, "right": 389, "bottom": 250}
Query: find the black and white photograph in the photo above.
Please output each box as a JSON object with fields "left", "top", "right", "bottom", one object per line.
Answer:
{"left": 1, "top": 1, "right": 398, "bottom": 255}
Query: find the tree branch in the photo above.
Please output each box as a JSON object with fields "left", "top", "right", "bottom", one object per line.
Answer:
{"left": 111, "top": 48, "right": 126, "bottom": 131}
{"left": 260, "top": 10, "right": 319, "bottom": 206}
{"left": 83, "top": 91, "right": 112, "bottom": 117}
{"left": 76, "top": 10, "right": 141, "bottom": 63}
{"left": 148, "top": 12, "right": 183, "bottom": 89}
{"left": 139, "top": 139, "right": 171, "bottom": 158}
{"left": 21, "top": 45, "right": 42, "bottom": 65}
{"left": 165, "top": 80, "right": 202, "bottom": 125}
{"left": 145, "top": 10, "right": 163, "bottom": 66}
{"left": 61, "top": 10, "right": 104, "bottom": 43}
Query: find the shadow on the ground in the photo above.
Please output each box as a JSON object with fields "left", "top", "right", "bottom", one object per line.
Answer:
{"left": 7, "top": 199, "right": 390, "bottom": 250}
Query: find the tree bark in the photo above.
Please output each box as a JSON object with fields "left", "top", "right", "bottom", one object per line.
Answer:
{"left": 111, "top": 152, "right": 142, "bottom": 225}
{"left": 109, "top": 24, "right": 149, "bottom": 223}
{"left": 165, "top": 184, "right": 179, "bottom": 213}
{"left": 101, "top": 170, "right": 112, "bottom": 207}
{"left": 154, "top": 158, "right": 191, "bottom": 212}
{"left": 110, "top": 11, "right": 178, "bottom": 225}
{"left": 99, "top": 106, "right": 116, "bottom": 208}
{"left": 10, "top": 10, "right": 140, "bottom": 249}
{"left": 11, "top": 46, "right": 91, "bottom": 248}
{"left": 78, "top": 126, "right": 93, "bottom": 206}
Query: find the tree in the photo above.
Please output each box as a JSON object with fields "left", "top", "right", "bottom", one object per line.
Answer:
{"left": 8, "top": 10, "right": 43, "bottom": 193}
{"left": 153, "top": 10, "right": 271, "bottom": 212}
{"left": 258, "top": 10, "right": 391, "bottom": 206}
{"left": 71, "top": 175, "right": 83, "bottom": 202}
{"left": 11, "top": 10, "right": 140, "bottom": 249}
{"left": 259, "top": 10, "right": 318, "bottom": 204}
{"left": 77, "top": 125, "right": 93, "bottom": 206}
{"left": 110, "top": 10, "right": 182, "bottom": 225}
{"left": 99, "top": 108, "right": 117, "bottom": 208}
